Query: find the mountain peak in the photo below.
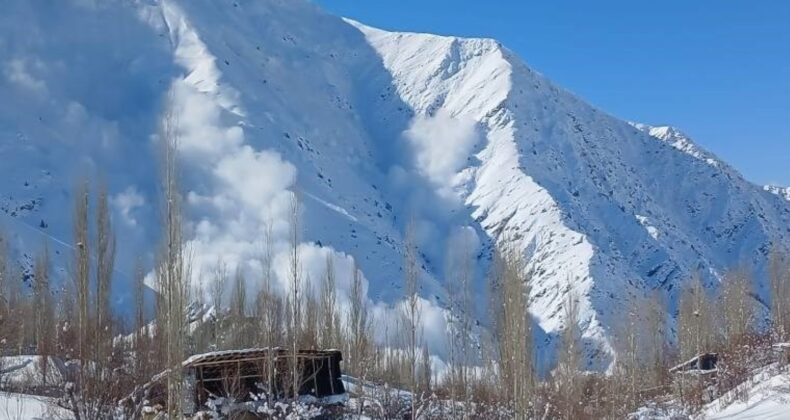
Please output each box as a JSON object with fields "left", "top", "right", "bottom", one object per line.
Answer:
{"left": 1, "top": 0, "right": 788, "bottom": 371}
{"left": 765, "top": 185, "right": 790, "bottom": 202}
{"left": 634, "top": 123, "right": 724, "bottom": 169}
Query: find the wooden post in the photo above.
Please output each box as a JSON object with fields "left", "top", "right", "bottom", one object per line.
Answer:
{"left": 328, "top": 355, "right": 336, "bottom": 395}
{"left": 198, "top": 366, "right": 205, "bottom": 407}
{"left": 312, "top": 357, "right": 318, "bottom": 396}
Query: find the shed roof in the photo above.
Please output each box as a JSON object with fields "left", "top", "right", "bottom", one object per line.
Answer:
{"left": 183, "top": 348, "right": 342, "bottom": 367}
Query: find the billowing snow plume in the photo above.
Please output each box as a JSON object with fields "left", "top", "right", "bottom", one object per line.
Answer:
{"left": 1, "top": 0, "right": 789, "bottom": 371}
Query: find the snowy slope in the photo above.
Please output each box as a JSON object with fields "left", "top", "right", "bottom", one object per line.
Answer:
{"left": 2, "top": 0, "right": 789, "bottom": 369}
{"left": 0, "top": 392, "right": 72, "bottom": 420}
{"left": 765, "top": 185, "right": 790, "bottom": 202}
{"left": 0, "top": 356, "right": 70, "bottom": 391}
{"left": 703, "top": 366, "right": 790, "bottom": 419}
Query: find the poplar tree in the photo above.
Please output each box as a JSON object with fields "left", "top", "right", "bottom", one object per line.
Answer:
{"left": 287, "top": 193, "right": 303, "bottom": 399}
{"left": 347, "top": 261, "right": 370, "bottom": 378}
{"left": 158, "top": 104, "right": 189, "bottom": 417}
{"left": 490, "top": 243, "right": 535, "bottom": 418}
{"left": 319, "top": 254, "right": 340, "bottom": 349}
{"left": 95, "top": 182, "right": 116, "bottom": 360}
{"left": 33, "top": 246, "right": 54, "bottom": 386}
{"left": 678, "top": 272, "right": 712, "bottom": 360}
{"left": 769, "top": 249, "right": 790, "bottom": 341}
{"left": 719, "top": 267, "right": 754, "bottom": 348}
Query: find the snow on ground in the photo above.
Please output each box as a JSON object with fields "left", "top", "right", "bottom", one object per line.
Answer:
{"left": 0, "top": 356, "right": 69, "bottom": 391}
{"left": 703, "top": 366, "right": 790, "bottom": 419}
{"left": 0, "top": 392, "right": 72, "bottom": 420}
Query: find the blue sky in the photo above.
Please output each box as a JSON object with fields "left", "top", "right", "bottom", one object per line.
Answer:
{"left": 316, "top": 0, "right": 789, "bottom": 186}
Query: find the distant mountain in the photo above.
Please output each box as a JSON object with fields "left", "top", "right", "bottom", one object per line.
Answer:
{"left": 2, "top": 0, "right": 788, "bottom": 370}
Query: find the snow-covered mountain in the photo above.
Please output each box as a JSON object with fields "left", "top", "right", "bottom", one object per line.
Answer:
{"left": 2, "top": 0, "right": 789, "bottom": 370}
{"left": 765, "top": 185, "right": 790, "bottom": 202}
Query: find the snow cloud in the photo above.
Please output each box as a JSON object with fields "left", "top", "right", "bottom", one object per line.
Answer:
{"left": 156, "top": 3, "right": 455, "bottom": 359}
{"left": 404, "top": 109, "right": 479, "bottom": 197}
{"left": 158, "top": 8, "right": 300, "bottom": 301}
{"left": 368, "top": 296, "right": 450, "bottom": 355}
{"left": 167, "top": 76, "right": 455, "bottom": 356}
{"left": 159, "top": 8, "right": 365, "bottom": 317}
{"left": 388, "top": 110, "right": 485, "bottom": 273}
{"left": 4, "top": 58, "right": 47, "bottom": 95}
{"left": 112, "top": 186, "right": 145, "bottom": 226}
{"left": 170, "top": 80, "right": 245, "bottom": 159}
{"left": 213, "top": 145, "right": 296, "bottom": 213}
{"left": 170, "top": 83, "right": 298, "bottom": 300}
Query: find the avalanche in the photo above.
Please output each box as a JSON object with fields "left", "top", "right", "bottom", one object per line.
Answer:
{"left": 0, "top": 0, "right": 788, "bottom": 373}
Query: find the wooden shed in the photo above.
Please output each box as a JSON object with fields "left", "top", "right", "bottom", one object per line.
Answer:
{"left": 669, "top": 352, "right": 719, "bottom": 374}
{"left": 125, "top": 348, "right": 346, "bottom": 417}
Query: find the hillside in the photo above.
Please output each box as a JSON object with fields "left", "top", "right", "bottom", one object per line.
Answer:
{"left": 1, "top": 0, "right": 789, "bottom": 370}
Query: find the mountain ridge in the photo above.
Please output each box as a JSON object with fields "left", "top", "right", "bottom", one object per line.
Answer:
{"left": 1, "top": 0, "right": 788, "bottom": 370}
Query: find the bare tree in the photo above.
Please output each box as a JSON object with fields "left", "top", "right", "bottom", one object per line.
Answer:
{"left": 92, "top": 181, "right": 118, "bottom": 413}
{"left": 10, "top": 278, "right": 30, "bottom": 355}
{"left": 33, "top": 245, "right": 54, "bottom": 386}
{"left": 347, "top": 260, "right": 370, "bottom": 379}
{"left": 343, "top": 261, "right": 376, "bottom": 416}
{"left": 401, "top": 222, "right": 422, "bottom": 420}
{"left": 303, "top": 279, "right": 319, "bottom": 349}
{"left": 719, "top": 267, "right": 755, "bottom": 349}
{"left": 65, "top": 178, "right": 97, "bottom": 420}
{"left": 420, "top": 343, "right": 431, "bottom": 394}
{"left": 95, "top": 181, "right": 116, "bottom": 363}
{"left": 675, "top": 271, "right": 713, "bottom": 411}
{"left": 678, "top": 271, "right": 712, "bottom": 360}
{"left": 157, "top": 103, "right": 190, "bottom": 417}
{"left": 230, "top": 267, "right": 248, "bottom": 348}
{"left": 319, "top": 253, "right": 340, "bottom": 349}
{"left": 490, "top": 243, "right": 534, "bottom": 418}
{"left": 231, "top": 267, "right": 247, "bottom": 320}
{"left": 64, "top": 180, "right": 127, "bottom": 420}
{"left": 56, "top": 278, "right": 78, "bottom": 359}
{"left": 0, "top": 230, "right": 4, "bottom": 396}
{"left": 0, "top": 229, "right": 6, "bottom": 315}
{"left": 645, "top": 290, "right": 669, "bottom": 387}
{"left": 445, "top": 230, "right": 475, "bottom": 413}
{"left": 132, "top": 259, "right": 149, "bottom": 383}
{"left": 614, "top": 294, "right": 642, "bottom": 413}
{"left": 0, "top": 230, "right": 11, "bottom": 354}
{"left": 287, "top": 193, "right": 303, "bottom": 399}
{"left": 72, "top": 179, "right": 91, "bottom": 370}
{"left": 209, "top": 257, "right": 229, "bottom": 350}
{"left": 553, "top": 278, "right": 583, "bottom": 420}
{"left": 446, "top": 319, "right": 459, "bottom": 415}
{"left": 254, "top": 222, "right": 280, "bottom": 400}
{"left": 769, "top": 249, "right": 790, "bottom": 341}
